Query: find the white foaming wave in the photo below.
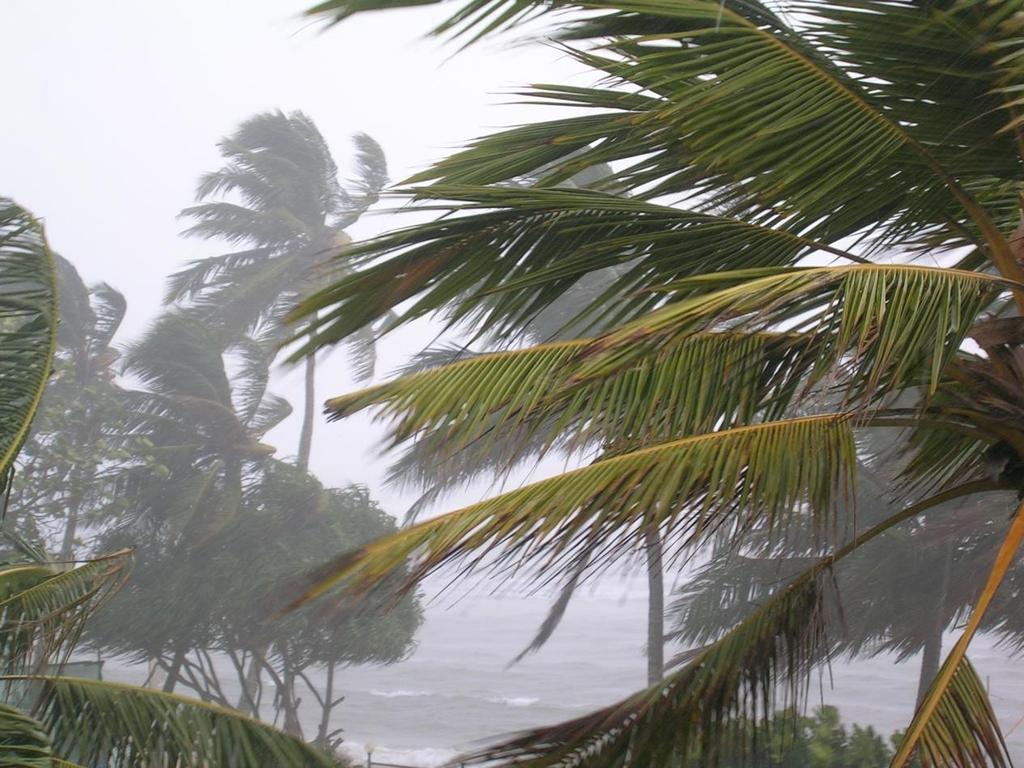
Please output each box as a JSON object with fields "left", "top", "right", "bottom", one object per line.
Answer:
{"left": 485, "top": 695, "right": 539, "bottom": 707}
{"left": 342, "top": 744, "right": 458, "bottom": 767}
{"left": 369, "top": 688, "right": 432, "bottom": 698}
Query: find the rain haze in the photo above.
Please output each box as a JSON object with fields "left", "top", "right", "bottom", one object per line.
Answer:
{"left": 3, "top": 1, "right": 1024, "bottom": 766}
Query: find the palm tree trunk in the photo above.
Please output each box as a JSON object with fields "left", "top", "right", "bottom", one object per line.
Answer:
{"left": 240, "top": 646, "right": 266, "bottom": 716}
{"left": 645, "top": 525, "right": 664, "bottom": 686}
{"left": 297, "top": 352, "right": 316, "bottom": 471}
{"left": 316, "top": 661, "right": 336, "bottom": 747}
{"left": 916, "top": 539, "right": 954, "bottom": 705}
{"left": 916, "top": 628, "right": 942, "bottom": 706}
{"left": 58, "top": 497, "right": 81, "bottom": 561}
{"left": 162, "top": 647, "right": 186, "bottom": 693}
{"left": 281, "top": 653, "right": 304, "bottom": 739}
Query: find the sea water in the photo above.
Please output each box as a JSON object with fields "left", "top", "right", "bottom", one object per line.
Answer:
{"left": 103, "top": 576, "right": 1024, "bottom": 767}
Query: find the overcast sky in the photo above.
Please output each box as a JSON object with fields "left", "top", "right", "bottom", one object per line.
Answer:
{"left": 3, "top": 0, "right": 592, "bottom": 514}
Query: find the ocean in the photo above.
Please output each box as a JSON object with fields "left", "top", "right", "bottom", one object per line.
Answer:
{"left": 102, "top": 575, "right": 1024, "bottom": 766}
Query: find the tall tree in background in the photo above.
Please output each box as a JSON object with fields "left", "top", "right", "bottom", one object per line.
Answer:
{"left": 171, "top": 110, "right": 388, "bottom": 469}
{"left": 0, "top": 199, "right": 335, "bottom": 766}
{"left": 12, "top": 256, "right": 132, "bottom": 559}
{"left": 293, "top": 1, "right": 1024, "bottom": 765}
{"left": 382, "top": 163, "right": 671, "bottom": 682}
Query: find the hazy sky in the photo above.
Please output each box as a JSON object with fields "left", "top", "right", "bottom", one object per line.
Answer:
{"left": 3, "top": 0, "right": 590, "bottom": 513}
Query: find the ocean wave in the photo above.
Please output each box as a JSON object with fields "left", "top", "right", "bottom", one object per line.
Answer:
{"left": 485, "top": 695, "right": 539, "bottom": 707}
{"left": 369, "top": 688, "right": 432, "bottom": 698}
{"left": 342, "top": 744, "right": 458, "bottom": 767}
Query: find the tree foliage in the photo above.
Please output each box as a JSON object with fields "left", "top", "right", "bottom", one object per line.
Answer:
{"left": 294, "top": 1, "right": 1024, "bottom": 765}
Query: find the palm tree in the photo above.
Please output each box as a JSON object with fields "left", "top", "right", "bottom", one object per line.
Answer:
{"left": 92, "top": 312, "right": 288, "bottom": 687}
{"left": 381, "top": 161, "right": 673, "bottom": 681}
{"left": 288, "top": 1, "right": 1024, "bottom": 765}
{"left": 171, "top": 110, "right": 388, "bottom": 470}
{"left": 0, "top": 200, "right": 336, "bottom": 765}
{"left": 12, "top": 256, "right": 129, "bottom": 560}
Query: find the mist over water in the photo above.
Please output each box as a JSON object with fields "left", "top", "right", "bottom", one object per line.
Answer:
{"left": 7, "top": 3, "right": 1024, "bottom": 766}
{"left": 99, "top": 578, "right": 1024, "bottom": 766}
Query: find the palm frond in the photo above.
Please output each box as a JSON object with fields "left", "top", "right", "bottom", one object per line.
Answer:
{"left": 88, "top": 282, "right": 126, "bottom": 351}
{"left": 896, "top": 656, "right": 1010, "bottom": 768}
{"left": 163, "top": 248, "right": 272, "bottom": 305}
{"left": 290, "top": 186, "right": 865, "bottom": 353}
{"left": 413, "top": 1, "right": 1012, "bottom": 257}
{"left": 459, "top": 480, "right": 1001, "bottom": 767}
{"left": 0, "top": 552, "right": 131, "bottom": 676}
{"left": 466, "top": 563, "right": 833, "bottom": 767}
{"left": 306, "top": 0, "right": 557, "bottom": 44}
{"left": 327, "top": 332, "right": 824, "bottom": 462}
{"left": 890, "top": 502, "right": 1024, "bottom": 767}
{"left": 20, "top": 676, "right": 335, "bottom": 768}
{"left": 293, "top": 413, "right": 855, "bottom": 605}
{"left": 0, "top": 702, "right": 53, "bottom": 768}
{"left": 0, "top": 201, "right": 59, "bottom": 478}
{"left": 581, "top": 265, "right": 1011, "bottom": 400}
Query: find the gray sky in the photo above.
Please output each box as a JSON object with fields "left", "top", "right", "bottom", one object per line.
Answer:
{"left": 3, "top": 0, "right": 589, "bottom": 513}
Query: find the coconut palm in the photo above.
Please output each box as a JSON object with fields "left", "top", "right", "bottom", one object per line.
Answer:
{"left": 0, "top": 200, "right": 337, "bottom": 765}
{"left": 380, "top": 161, "right": 672, "bottom": 680}
{"left": 12, "top": 256, "right": 129, "bottom": 559}
{"left": 89, "top": 312, "right": 288, "bottom": 676}
{"left": 286, "top": 1, "right": 1024, "bottom": 765}
{"left": 171, "top": 110, "right": 388, "bottom": 469}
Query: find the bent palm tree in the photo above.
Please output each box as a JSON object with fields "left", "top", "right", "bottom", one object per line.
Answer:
{"left": 12, "top": 257, "right": 129, "bottom": 559}
{"left": 0, "top": 200, "right": 334, "bottom": 764}
{"left": 292, "top": 1, "right": 1024, "bottom": 765}
{"left": 172, "top": 110, "right": 388, "bottom": 469}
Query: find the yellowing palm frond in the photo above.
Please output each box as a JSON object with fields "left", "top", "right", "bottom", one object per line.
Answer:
{"left": 294, "top": 414, "right": 855, "bottom": 605}
{"left": 891, "top": 503, "right": 1024, "bottom": 767}
{"left": 328, "top": 332, "right": 824, "bottom": 460}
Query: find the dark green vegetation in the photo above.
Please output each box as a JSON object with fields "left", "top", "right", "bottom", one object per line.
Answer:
{"left": 0, "top": 110, "right": 419, "bottom": 763}
{"left": 685, "top": 707, "right": 899, "bottom": 768}
{"left": 0, "top": 199, "right": 342, "bottom": 765}
{"left": 290, "top": 1, "right": 1024, "bottom": 766}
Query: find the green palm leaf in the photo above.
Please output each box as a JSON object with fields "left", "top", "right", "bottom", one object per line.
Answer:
{"left": 581, "top": 265, "right": 1011, "bottom": 399}
{"left": 17, "top": 677, "right": 335, "bottom": 768}
{"left": 293, "top": 413, "right": 855, "bottom": 605}
{"left": 0, "top": 552, "right": 131, "bottom": 676}
{"left": 456, "top": 481, "right": 998, "bottom": 767}
{"left": 0, "top": 201, "right": 58, "bottom": 479}
{"left": 328, "top": 332, "right": 823, "bottom": 460}
{"left": 0, "top": 702, "right": 53, "bottom": 768}
{"left": 291, "top": 186, "right": 865, "bottom": 350}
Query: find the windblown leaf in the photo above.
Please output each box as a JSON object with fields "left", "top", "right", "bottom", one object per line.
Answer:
{"left": 294, "top": 414, "right": 855, "bottom": 605}
{"left": 292, "top": 187, "right": 863, "bottom": 350}
{"left": 460, "top": 480, "right": 1002, "bottom": 768}
{"left": 0, "top": 702, "right": 53, "bottom": 768}
{"left": 327, "top": 332, "right": 825, "bottom": 462}
{"left": 894, "top": 656, "right": 1011, "bottom": 768}
{"left": 22, "top": 677, "right": 335, "bottom": 768}
{"left": 464, "top": 567, "right": 834, "bottom": 767}
{"left": 0, "top": 201, "right": 58, "bottom": 479}
{"left": 0, "top": 552, "right": 131, "bottom": 676}
{"left": 581, "top": 265, "right": 1011, "bottom": 400}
